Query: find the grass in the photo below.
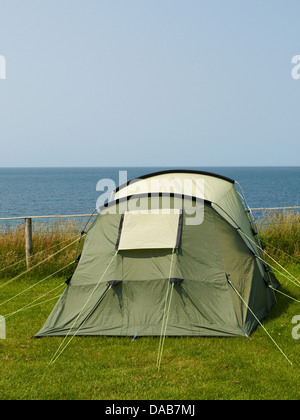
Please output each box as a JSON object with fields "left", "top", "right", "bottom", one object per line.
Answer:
{"left": 0, "top": 213, "right": 299, "bottom": 400}
{"left": 257, "top": 210, "right": 300, "bottom": 263}
{"left": 0, "top": 219, "right": 86, "bottom": 279}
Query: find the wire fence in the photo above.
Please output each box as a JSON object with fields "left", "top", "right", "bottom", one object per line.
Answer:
{"left": 0, "top": 206, "right": 299, "bottom": 222}
{"left": 250, "top": 206, "right": 300, "bottom": 226}
{"left": 251, "top": 206, "right": 300, "bottom": 215}
{"left": 0, "top": 206, "right": 298, "bottom": 270}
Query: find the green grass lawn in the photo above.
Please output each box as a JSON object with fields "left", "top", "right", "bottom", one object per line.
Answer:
{"left": 0, "top": 264, "right": 299, "bottom": 400}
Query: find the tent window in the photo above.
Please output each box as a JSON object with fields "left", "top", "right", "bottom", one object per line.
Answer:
{"left": 116, "top": 211, "right": 182, "bottom": 251}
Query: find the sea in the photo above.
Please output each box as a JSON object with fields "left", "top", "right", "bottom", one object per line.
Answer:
{"left": 0, "top": 167, "right": 299, "bottom": 223}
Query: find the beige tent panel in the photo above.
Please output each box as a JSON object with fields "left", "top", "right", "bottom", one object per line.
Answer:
{"left": 114, "top": 171, "right": 261, "bottom": 258}
{"left": 114, "top": 172, "right": 243, "bottom": 229}
{"left": 117, "top": 211, "right": 181, "bottom": 250}
{"left": 114, "top": 172, "right": 232, "bottom": 204}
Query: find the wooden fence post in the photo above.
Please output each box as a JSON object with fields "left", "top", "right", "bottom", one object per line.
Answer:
{"left": 25, "top": 218, "right": 33, "bottom": 268}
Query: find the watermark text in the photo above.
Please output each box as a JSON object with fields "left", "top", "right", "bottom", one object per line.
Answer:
{"left": 96, "top": 171, "right": 205, "bottom": 226}
{"left": 0, "top": 55, "right": 6, "bottom": 80}
{"left": 292, "top": 315, "right": 300, "bottom": 339}
{"left": 291, "top": 55, "right": 300, "bottom": 80}
{"left": 0, "top": 316, "right": 6, "bottom": 339}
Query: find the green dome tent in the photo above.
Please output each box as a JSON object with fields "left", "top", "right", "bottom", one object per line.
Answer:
{"left": 36, "top": 170, "right": 279, "bottom": 340}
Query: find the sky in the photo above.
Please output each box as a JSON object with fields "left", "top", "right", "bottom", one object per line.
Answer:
{"left": 0, "top": 0, "right": 299, "bottom": 167}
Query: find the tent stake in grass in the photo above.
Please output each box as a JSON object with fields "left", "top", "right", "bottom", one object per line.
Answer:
{"left": 227, "top": 278, "right": 293, "bottom": 366}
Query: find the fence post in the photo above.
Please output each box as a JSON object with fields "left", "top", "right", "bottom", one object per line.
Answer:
{"left": 25, "top": 218, "right": 33, "bottom": 268}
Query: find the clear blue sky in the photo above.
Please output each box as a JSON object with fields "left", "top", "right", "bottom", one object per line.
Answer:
{"left": 0, "top": 0, "right": 299, "bottom": 167}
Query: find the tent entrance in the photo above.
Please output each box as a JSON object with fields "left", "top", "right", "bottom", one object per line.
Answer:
{"left": 115, "top": 210, "right": 183, "bottom": 251}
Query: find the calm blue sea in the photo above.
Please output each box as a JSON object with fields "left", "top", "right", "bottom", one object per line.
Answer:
{"left": 0, "top": 167, "right": 299, "bottom": 220}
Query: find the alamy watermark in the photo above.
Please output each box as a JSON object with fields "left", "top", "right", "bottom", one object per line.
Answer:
{"left": 0, "top": 55, "right": 6, "bottom": 80}
{"left": 292, "top": 315, "right": 300, "bottom": 339}
{"left": 291, "top": 55, "right": 300, "bottom": 80}
{"left": 0, "top": 316, "right": 5, "bottom": 339}
{"left": 96, "top": 171, "right": 205, "bottom": 225}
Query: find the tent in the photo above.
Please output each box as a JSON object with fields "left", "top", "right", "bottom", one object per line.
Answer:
{"left": 36, "top": 170, "right": 279, "bottom": 339}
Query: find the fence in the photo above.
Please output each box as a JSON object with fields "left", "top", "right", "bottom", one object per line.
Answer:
{"left": 0, "top": 213, "right": 95, "bottom": 268}
{"left": 0, "top": 206, "right": 299, "bottom": 269}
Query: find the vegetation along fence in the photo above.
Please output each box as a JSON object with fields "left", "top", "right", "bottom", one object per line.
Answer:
{"left": 0, "top": 206, "right": 299, "bottom": 269}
